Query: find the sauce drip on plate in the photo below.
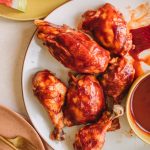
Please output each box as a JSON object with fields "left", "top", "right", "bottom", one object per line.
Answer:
{"left": 127, "top": 3, "right": 150, "bottom": 77}
{"left": 130, "top": 75, "right": 150, "bottom": 133}
{"left": 130, "top": 25, "right": 150, "bottom": 77}
{"left": 128, "top": 2, "right": 150, "bottom": 29}
{"left": 130, "top": 25, "right": 150, "bottom": 58}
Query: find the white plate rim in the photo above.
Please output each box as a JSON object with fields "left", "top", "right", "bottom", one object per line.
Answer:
{"left": 21, "top": 1, "right": 73, "bottom": 149}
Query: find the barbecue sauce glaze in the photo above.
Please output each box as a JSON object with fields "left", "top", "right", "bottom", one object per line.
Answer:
{"left": 130, "top": 75, "right": 150, "bottom": 133}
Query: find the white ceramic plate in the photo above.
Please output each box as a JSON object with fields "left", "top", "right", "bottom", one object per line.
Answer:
{"left": 22, "top": 0, "right": 150, "bottom": 150}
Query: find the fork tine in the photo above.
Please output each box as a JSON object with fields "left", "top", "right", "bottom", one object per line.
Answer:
{"left": 25, "top": 145, "right": 37, "bottom": 150}
{"left": 21, "top": 141, "right": 37, "bottom": 150}
{"left": 26, "top": 142, "right": 37, "bottom": 150}
{"left": 15, "top": 136, "right": 37, "bottom": 150}
{"left": 0, "top": 135, "right": 37, "bottom": 150}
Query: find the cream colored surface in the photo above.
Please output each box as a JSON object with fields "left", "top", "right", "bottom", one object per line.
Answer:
{"left": 0, "top": 17, "right": 52, "bottom": 149}
{"left": 0, "top": 17, "right": 35, "bottom": 115}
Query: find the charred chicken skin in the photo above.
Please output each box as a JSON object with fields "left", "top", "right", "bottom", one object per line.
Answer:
{"left": 63, "top": 74, "right": 105, "bottom": 126}
{"left": 100, "top": 56, "right": 135, "bottom": 103}
{"left": 32, "top": 70, "right": 67, "bottom": 140}
{"left": 81, "top": 3, "right": 132, "bottom": 55}
{"left": 35, "top": 20, "right": 110, "bottom": 74}
{"left": 73, "top": 105, "right": 124, "bottom": 150}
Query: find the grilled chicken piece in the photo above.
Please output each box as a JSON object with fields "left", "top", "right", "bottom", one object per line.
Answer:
{"left": 63, "top": 74, "right": 105, "bottom": 126}
{"left": 100, "top": 56, "right": 135, "bottom": 103}
{"left": 32, "top": 70, "right": 67, "bottom": 140}
{"left": 74, "top": 105, "right": 124, "bottom": 150}
{"left": 74, "top": 111, "right": 111, "bottom": 150}
{"left": 81, "top": 3, "right": 132, "bottom": 55}
{"left": 35, "top": 20, "right": 110, "bottom": 74}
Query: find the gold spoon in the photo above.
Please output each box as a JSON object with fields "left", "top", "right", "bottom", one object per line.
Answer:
{"left": 0, "top": 135, "right": 37, "bottom": 150}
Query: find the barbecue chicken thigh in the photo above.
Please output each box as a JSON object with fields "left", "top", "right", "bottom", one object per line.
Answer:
{"left": 63, "top": 74, "right": 105, "bottom": 126}
{"left": 100, "top": 56, "right": 135, "bottom": 103}
{"left": 32, "top": 70, "right": 67, "bottom": 140}
{"left": 74, "top": 105, "right": 124, "bottom": 150}
{"left": 81, "top": 3, "right": 132, "bottom": 55}
{"left": 35, "top": 20, "right": 110, "bottom": 74}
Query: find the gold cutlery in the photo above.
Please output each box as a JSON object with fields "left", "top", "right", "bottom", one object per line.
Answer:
{"left": 0, "top": 135, "right": 37, "bottom": 150}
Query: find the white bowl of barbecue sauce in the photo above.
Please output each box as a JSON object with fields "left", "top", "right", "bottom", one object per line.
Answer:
{"left": 126, "top": 71, "right": 150, "bottom": 144}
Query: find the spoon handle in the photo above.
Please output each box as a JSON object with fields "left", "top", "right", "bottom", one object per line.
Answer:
{"left": 0, "top": 135, "right": 18, "bottom": 150}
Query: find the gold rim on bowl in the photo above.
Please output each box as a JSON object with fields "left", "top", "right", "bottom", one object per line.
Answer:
{"left": 126, "top": 71, "right": 150, "bottom": 144}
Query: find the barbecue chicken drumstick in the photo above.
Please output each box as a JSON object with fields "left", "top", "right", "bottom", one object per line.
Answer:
{"left": 32, "top": 70, "right": 67, "bottom": 140}
{"left": 74, "top": 105, "right": 124, "bottom": 150}
{"left": 63, "top": 74, "right": 105, "bottom": 126}
{"left": 81, "top": 3, "right": 132, "bottom": 55}
{"left": 35, "top": 20, "right": 110, "bottom": 74}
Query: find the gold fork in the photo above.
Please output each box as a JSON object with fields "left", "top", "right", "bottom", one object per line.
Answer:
{"left": 0, "top": 135, "right": 37, "bottom": 150}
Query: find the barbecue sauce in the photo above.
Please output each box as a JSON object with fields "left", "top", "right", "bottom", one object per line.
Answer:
{"left": 130, "top": 75, "right": 150, "bottom": 133}
{"left": 129, "top": 25, "right": 150, "bottom": 77}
